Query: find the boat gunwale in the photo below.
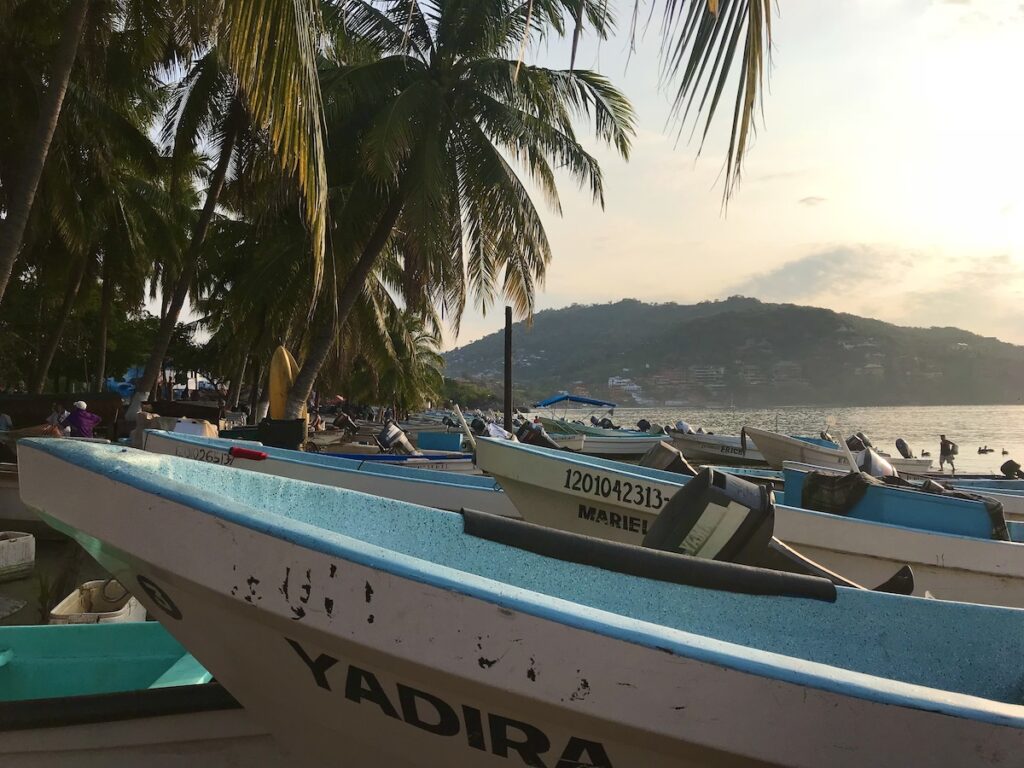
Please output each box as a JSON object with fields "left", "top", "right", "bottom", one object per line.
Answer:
{"left": 145, "top": 430, "right": 502, "bottom": 493}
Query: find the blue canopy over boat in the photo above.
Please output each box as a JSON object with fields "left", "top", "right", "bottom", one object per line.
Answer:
{"left": 533, "top": 393, "right": 617, "bottom": 408}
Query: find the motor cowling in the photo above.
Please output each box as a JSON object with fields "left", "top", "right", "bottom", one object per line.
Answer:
{"left": 516, "top": 422, "right": 561, "bottom": 450}
{"left": 895, "top": 438, "right": 913, "bottom": 459}
{"left": 1001, "top": 459, "right": 1023, "bottom": 479}
{"left": 642, "top": 468, "right": 774, "bottom": 565}
{"left": 858, "top": 448, "right": 897, "bottom": 478}
{"left": 637, "top": 418, "right": 652, "bottom": 433}
{"left": 846, "top": 435, "right": 866, "bottom": 452}
{"left": 379, "top": 420, "right": 416, "bottom": 455}
{"left": 856, "top": 431, "right": 873, "bottom": 448}
{"left": 470, "top": 417, "right": 487, "bottom": 436}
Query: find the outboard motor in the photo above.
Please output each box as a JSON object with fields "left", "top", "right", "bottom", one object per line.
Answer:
{"left": 332, "top": 412, "right": 359, "bottom": 435}
{"left": 515, "top": 422, "right": 561, "bottom": 450}
{"left": 845, "top": 434, "right": 866, "bottom": 452}
{"left": 642, "top": 468, "right": 774, "bottom": 565}
{"left": 470, "top": 416, "right": 487, "bottom": 437}
{"left": 485, "top": 422, "right": 514, "bottom": 440}
{"left": 855, "top": 431, "right": 873, "bottom": 449}
{"left": 378, "top": 420, "right": 417, "bottom": 455}
{"left": 638, "top": 441, "right": 697, "bottom": 477}
{"left": 895, "top": 438, "right": 913, "bottom": 459}
{"left": 1001, "top": 459, "right": 1024, "bottom": 479}
{"left": 598, "top": 416, "right": 617, "bottom": 430}
{"left": 858, "top": 448, "right": 897, "bottom": 478}
{"left": 675, "top": 420, "right": 693, "bottom": 434}
{"left": 589, "top": 416, "right": 601, "bottom": 427}
{"left": 637, "top": 418, "right": 652, "bottom": 433}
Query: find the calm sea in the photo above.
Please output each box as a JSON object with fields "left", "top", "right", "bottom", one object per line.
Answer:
{"left": 536, "top": 404, "right": 1024, "bottom": 474}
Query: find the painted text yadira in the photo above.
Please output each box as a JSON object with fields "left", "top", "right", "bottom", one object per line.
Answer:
{"left": 287, "top": 638, "right": 614, "bottom": 767}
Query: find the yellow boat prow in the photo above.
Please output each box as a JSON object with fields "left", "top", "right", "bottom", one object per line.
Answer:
{"left": 268, "top": 346, "right": 306, "bottom": 420}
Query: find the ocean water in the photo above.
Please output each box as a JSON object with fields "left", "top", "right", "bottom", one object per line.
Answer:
{"left": 534, "top": 404, "right": 1024, "bottom": 474}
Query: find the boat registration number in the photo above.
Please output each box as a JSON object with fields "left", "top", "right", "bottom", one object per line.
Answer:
{"left": 174, "top": 446, "right": 235, "bottom": 466}
{"left": 563, "top": 469, "right": 665, "bottom": 511}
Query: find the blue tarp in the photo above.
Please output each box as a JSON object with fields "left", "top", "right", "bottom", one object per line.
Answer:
{"left": 533, "top": 393, "right": 617, "bottom": 408}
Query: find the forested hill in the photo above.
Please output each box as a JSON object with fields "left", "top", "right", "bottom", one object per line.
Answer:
{"left": 443, "top": 298, "right": 1024, "bottom": 406}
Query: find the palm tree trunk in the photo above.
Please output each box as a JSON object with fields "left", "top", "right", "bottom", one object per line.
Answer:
{"left": 127, "top": 105, "right": 241, "bottom": 416}
{"left": 226, "top": 356, "right": 247, "bottom": 409}
{"left": 31, "top": 255, "right": 88, "bottom": 393}
{"left": 0, "top": 0, "right": 89, "bottom": 307}
{"left": 284, "top": 194, "right": 406, "bottom": 418}
{"left": 94, "top": 256, "right": 112, "bottom": 389}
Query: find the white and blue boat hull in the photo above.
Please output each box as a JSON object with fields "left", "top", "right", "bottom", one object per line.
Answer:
{"left": 16, "top": 440, "right": 1024, "bottom": 767}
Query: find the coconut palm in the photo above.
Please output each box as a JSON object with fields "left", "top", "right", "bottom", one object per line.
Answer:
{"left": 0, "top": 0, "right": 328, "bottom": 311}
{"left": 282, "top": 0, "right": 636, "bottom": 417}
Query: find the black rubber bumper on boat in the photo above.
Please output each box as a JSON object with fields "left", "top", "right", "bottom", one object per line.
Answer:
{"left": 461, "top": 508, "right": 838, "bottom": 603}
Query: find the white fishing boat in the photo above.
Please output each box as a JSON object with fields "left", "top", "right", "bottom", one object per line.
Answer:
{"left": 666, "top": 429, "right": 766, "bottom": 464}
{"left": 0, "top": 463, "right": 59, "bottom": 538}
{"left": 474, "top": 438, "right": 1024, "bottom": 608}
{"left": 143, "top": 430, "right": 519, "bottom": 518}
{"left": 744, "top": 426, "right": 933, "bottom": 473}
{"left": 17, "top": 439, "right": 1024, "bottom": 767}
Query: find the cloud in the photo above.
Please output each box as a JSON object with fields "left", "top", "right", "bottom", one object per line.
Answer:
{"left": 729, "top": 246, "right": 907, "bottom": 302}
{"left": 726, "top": 247, "right": 1024, "bottom": 344}
{"left": 798, "top": 196, "right": 827, "bottom": 207}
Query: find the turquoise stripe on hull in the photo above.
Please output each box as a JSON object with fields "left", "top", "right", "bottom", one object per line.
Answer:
{"left": 0, "top": 622, "right": 203, "bottom": 702}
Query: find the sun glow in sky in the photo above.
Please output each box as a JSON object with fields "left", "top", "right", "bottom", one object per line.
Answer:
{"left": 446, "top": 0, "right": 1024, "bottom": 348}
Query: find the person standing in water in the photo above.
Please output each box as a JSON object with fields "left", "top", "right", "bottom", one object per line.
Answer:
{"left": 939, "top": 434, "right": 957, "bottom": 474}
{"left": 64, "top": 401, "right": 102, "bottom": 438}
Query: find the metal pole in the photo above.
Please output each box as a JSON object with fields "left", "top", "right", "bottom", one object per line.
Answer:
{"left": 503, "top": 306, "right": 513, "bottom": 432}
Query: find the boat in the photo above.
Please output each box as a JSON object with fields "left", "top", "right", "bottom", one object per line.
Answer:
{"left": 1, "top": 621, "right": 297, "bottom": 766}
{"left": 665, "top": 429, "right": 766, "bottom": 464}
{"left": 776, "top": 463, "right": 1015, "bottom": 542}
{"left": 744, "top": 426, "right": 933, "bottom": 473}
{"left": 531, "top": 394, "right": 665, "bottom": 458}
{"left": 17, "top": 438, "right": 1024, "bottom": 766}
{"left": 474, "top": 438, "right": 1024, "bottom": 607}
{"left": 142, "top": 430, "right": 519, "bottom": 518}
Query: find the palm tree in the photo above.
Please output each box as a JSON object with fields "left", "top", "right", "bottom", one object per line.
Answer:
{"left": 0, "top": 0, "right": 329, "bottom": 312}
{"left": 282, "top": 0, "right": 636, "bottom": 418}
{"left": 0, "top": 0, "right": 90, "bottom": 307}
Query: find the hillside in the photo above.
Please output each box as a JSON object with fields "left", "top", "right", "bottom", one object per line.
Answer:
{"left": 443, "top": 298, "right": 1024, "bottom": 407}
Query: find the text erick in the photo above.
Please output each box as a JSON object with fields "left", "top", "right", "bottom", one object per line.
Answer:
{"left": 287, "top": 638, "right": 614, "bottom": 767}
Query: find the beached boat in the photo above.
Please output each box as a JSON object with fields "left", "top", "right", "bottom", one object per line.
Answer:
{"left": 777, "top": 463, "right": 1015, "bottom": 542}
{"left": 474, "top": 438, "right": 1024, "bottom": 607}
{"left": 0, "top": 621, "right": 295, "bottom": 766}
{"left": 665, "top": 429, "right": 766, "bottom": 464}
{"left": 143, "top": 430, "right": 518, "bottom": 518}
{"left": 744, "top": 426, "right": 933, "bottom": 473}
{"left": 538, "top": 416, "right": 664, "bottom": 457}
{"left": 531, "top": 394, "right": 664, "bottom": 457}
{"left": 17, "top": 438, "right": 1024, "bottom": 766}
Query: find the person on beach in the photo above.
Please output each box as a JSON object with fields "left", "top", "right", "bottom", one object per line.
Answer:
{"left": 64, "top": 401, "right": 102, "bottom": 438}
{"left": 939, "top": 434, "right": 957, "bottom": 474}
{"left": 46, "top": 402, "right": 69, "bottom": 428}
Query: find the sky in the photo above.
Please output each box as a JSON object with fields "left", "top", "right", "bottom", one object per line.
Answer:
{"left": 445, "top": 0, "right": 1024, "bottom": 349}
